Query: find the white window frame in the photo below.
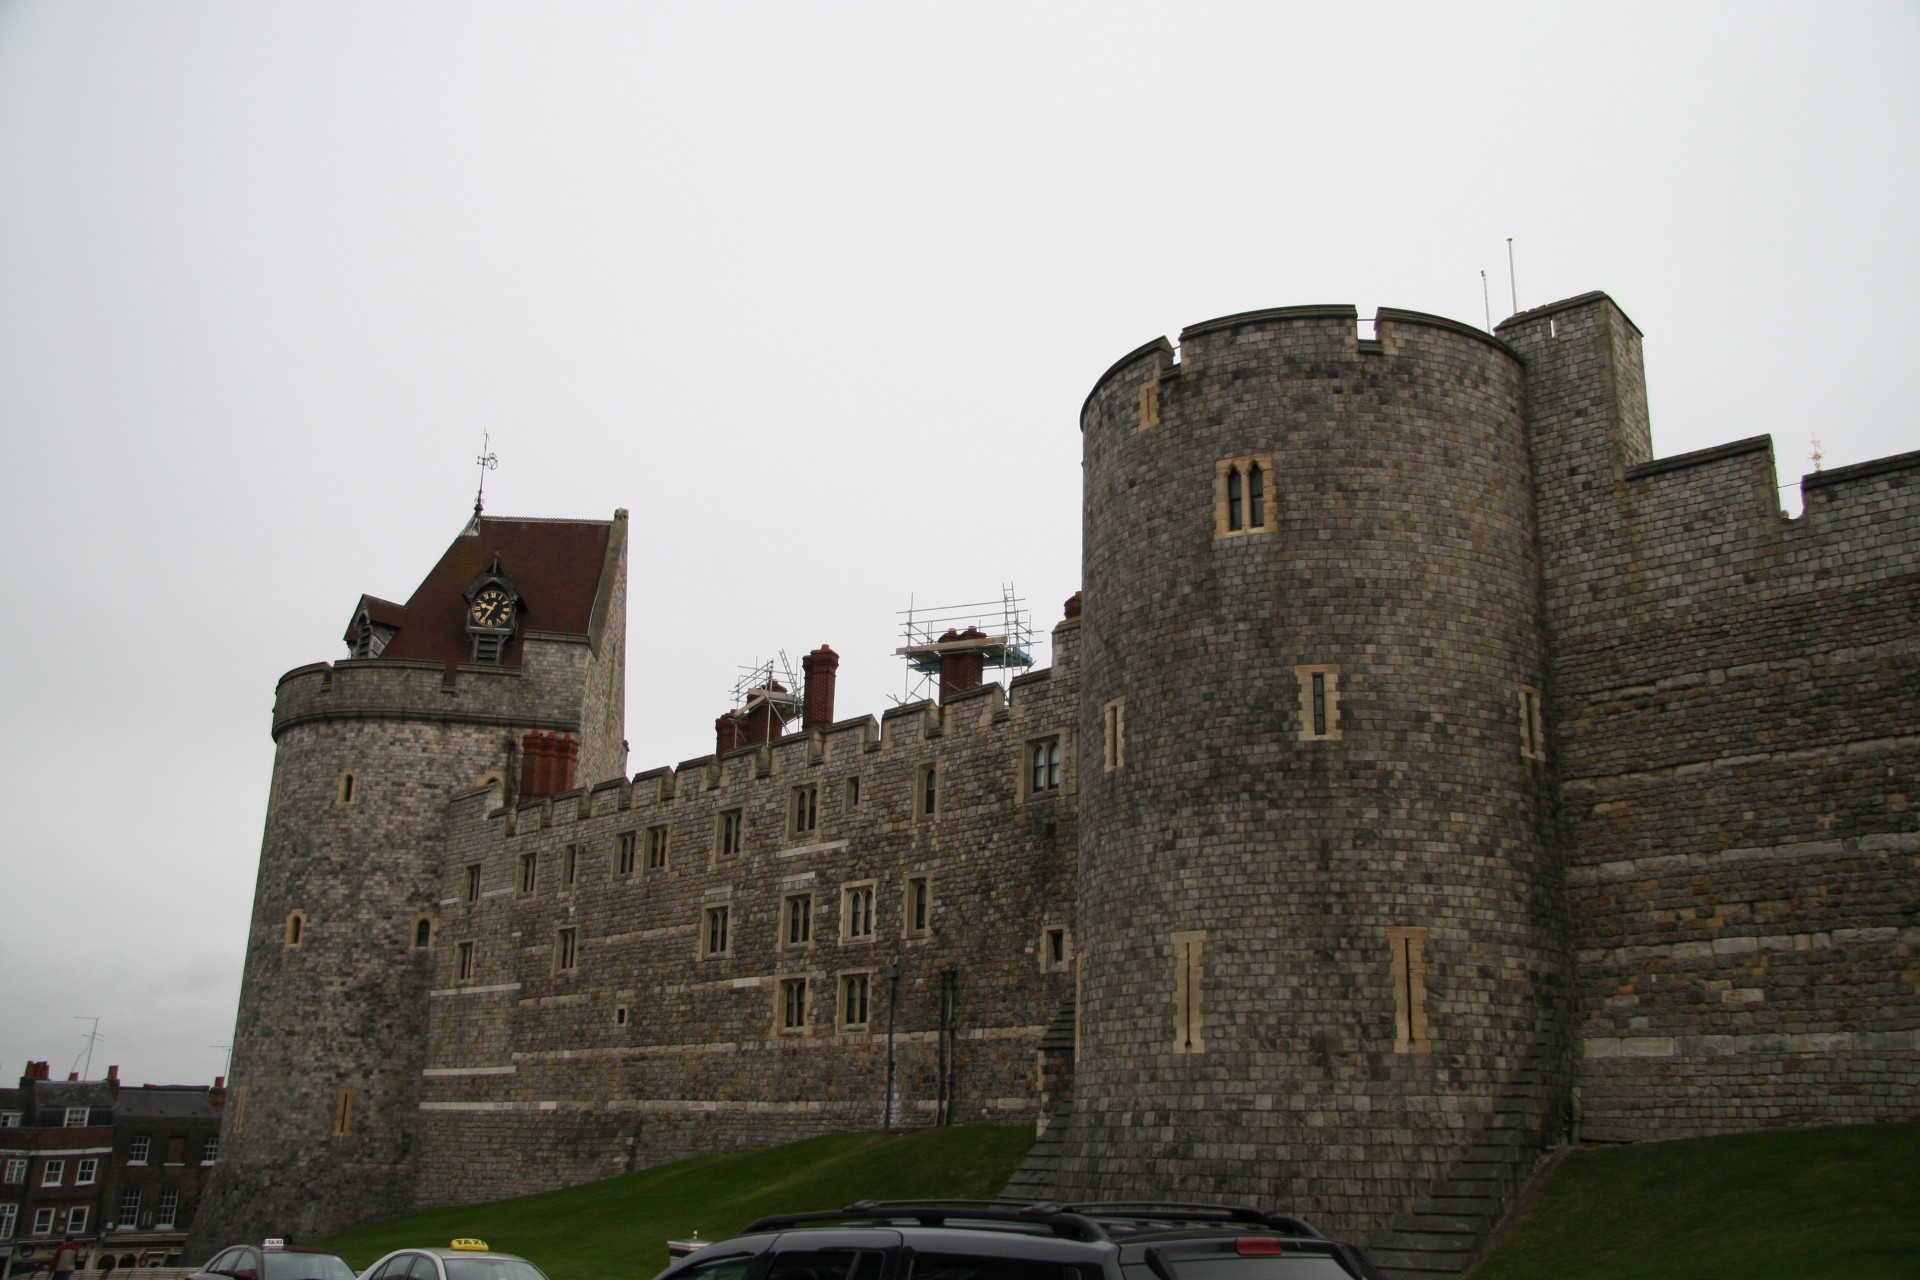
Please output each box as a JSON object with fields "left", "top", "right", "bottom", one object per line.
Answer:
{"left": 127, "top": 1135, "right": 150, "bottom": 1164}
{"left": 0, "top": 1111, "right": 20, "bottom": 1127}
{"left": 156, "top": 1187, "right": 179, "bottom": 1228}
{"left": 31, "top": 1206, "right": 54, "bottom": 1237}
{"left": 41, "top": 1159, "right": 64, "bottom": 1187}
{"left": 3, "top": 1156, "right": 25, "bottom": 1183}
{"left": 63, "top": 1106, "right": 89, "bottom": 1128}
{"left": 118, "top": 1189, "right": 141, "bottom": 1224}
{"left": 0, "top": 1203, "right": 15, "bottom": 1240}
{"left": 65, "top": 1204, "right": 88, "bottom": 1234}
{"left": 202, "top": 1139, "right": 219, "bottom": 1164}
{"left": 75, "top": 1157, "right": 97, "bottom": 1186}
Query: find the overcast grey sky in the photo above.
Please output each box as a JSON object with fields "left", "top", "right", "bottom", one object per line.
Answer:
{"left": 2, "top": 2, "right": 1915, "bottom": 1087}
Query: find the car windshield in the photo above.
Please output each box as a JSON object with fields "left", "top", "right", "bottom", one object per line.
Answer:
{"left": 444, "top": 1259, "right": 550, "bottom": 1280}
{"left": 263, "top": 1254, "right": 357, "bottom": 1280}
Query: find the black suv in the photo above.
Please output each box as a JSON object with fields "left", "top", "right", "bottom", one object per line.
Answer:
{"left": 654, "top": 1201, "right": 1387, "bottom": 1280}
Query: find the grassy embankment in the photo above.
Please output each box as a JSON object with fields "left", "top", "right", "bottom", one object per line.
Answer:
{"left": 1471, "top": 1119, "right": 1920, "bottom": 1280}
{"left": 314, "top": 1126, "right": 1034, "bottom": 1280}
{"left": 316, "top": 1119, "right": 1920, "bottom": 1280}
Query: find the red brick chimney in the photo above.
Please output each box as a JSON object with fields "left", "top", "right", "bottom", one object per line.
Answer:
{"left": 1064, "top": 591, "right": 1082, "bottom": 620}
{"left": 25, "top": 1060, "right": 50, "bottom": 1082}
{"left": 938, "top": 627, "right": 987, "bottom": 703}
{"left": 801, "top": 645, "right": 839, "bottom": 731}
{"left": 518, "top": 731, "right": 578, "bottom": 798}
{"left": 209, "top": 1076, "right": 227, "bottom": 1109}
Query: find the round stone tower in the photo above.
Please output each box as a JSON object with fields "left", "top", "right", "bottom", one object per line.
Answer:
{"left": 189, "top": 512, "right": 626, "bottom": 1250}
{"left": 1062, "top": 307, "right": 1569, "bottom": 1242}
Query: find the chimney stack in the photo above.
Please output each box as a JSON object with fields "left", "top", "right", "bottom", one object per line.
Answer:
{"left": 801, "top": 645, "right": 839, "bottom": 730}
{"left": 518, "top": 731, "right": 579, "bottom": 799}
{"left": 938, "top": 627, "right": 987, "bottom": 703}
{"left": 1064, "top": 591, "right": 1082, "bottom": 620}
{"left": 209, "top": 1076, "right": 227, "bottom": 1109}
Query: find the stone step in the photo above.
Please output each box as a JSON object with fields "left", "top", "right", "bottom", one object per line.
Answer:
{"left": 1370, "top": 1245, "right": 1474, "bottom": 1276}
{"left": 1412, "top": 1196, "right": 1495, "bottom": 1218}
{"left": 1393, "top": 1214, "right": 1485, "bottom": 1236}
{"left": 1372, "top": 1231, "right": 1477, "bottom": 1255}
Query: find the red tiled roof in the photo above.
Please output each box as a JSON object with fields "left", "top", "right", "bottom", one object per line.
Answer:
{"left": 371, "top": 515, "right": 614, "bottom": 668}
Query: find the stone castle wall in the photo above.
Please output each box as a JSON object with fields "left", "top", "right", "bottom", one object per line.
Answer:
{"left": 1062, "top": 306, "right": 1568, "bottom": 1243}
{"left": 1498, "top": 295, "right": 1920, "bottom": 1142}
{"left": 197, "top": 289, "right": 1916, "bottom": 1255}
{"left": 412, "top": 622, "right": 1081, "bottom": 1208}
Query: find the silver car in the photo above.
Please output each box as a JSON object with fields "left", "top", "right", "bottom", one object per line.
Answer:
{"left": 360, "top": 1244, "right": 552, "bottom": 1280}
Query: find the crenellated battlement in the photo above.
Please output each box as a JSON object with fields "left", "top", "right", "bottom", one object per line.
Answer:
{"left": 272, "top": 636, "right": 594, "bottom": 740}
{"left": 465, "top": 632, "right": 1079, "bottom": 841}
{"left": 1081, "top": 303, "right": 1518, "bottom": 429}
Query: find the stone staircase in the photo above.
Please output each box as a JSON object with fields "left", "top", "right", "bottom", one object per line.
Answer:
{"left": 1367, "top": 1049, "right": 1568, "bottom": 1279}
{"left": 1002, "top": 996, "right": 1077, "bottom": 1201}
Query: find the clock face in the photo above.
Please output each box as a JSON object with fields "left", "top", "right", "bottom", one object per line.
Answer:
{"left": 469, "top": 587, "right": 515, "bottom": 629}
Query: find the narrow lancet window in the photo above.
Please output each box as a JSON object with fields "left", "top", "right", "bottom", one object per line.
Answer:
{"left": 1248, "top": 462, "right": 1265, "bottom": 528}
{"left": 1226, "top": 466, "right": 1244, "bottom": 531}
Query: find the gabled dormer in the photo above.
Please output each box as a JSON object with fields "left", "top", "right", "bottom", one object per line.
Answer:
{"left": 342, "top": 595, "right": 406, "bottom": 660}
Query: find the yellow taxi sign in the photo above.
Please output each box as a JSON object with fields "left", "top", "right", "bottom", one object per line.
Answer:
{"left": 450, "top": 1240, "right": 490, "bottom": 1253}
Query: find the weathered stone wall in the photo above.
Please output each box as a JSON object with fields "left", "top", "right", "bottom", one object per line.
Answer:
{"left": 1062, "top": 306, "right": 1567, "bottom": 1244}
{"left": 192, "top": 622, "right": 620, "bottom": 1251}
{"left": 1499, "top": 294, "right": 1920, "bottom": 1142}
{"left": 413, "top": 623, "right": 1080, "bottom": 1209}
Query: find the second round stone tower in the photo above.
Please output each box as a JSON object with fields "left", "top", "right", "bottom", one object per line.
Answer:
{"left": 1062, "top": 306, "right": 1568, "bottom": 1240}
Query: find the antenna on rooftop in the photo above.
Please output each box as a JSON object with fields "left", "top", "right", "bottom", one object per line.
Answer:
{"left": 1481, "top": 270, "right": 1491, "bottom": 330}
{"left": 1506, "top": 238, "right": 1518, "bottom": 316}
{"left": 473, "top": 431, "right": 499, "bottom": 517}
{"left": 1811, "top": 436, "right": 1824, "bottom": 473}
{"left": 212, "top": 1043, "right": 234, "bottom": 1077}
{"left": 72, "top": 1016, "right": 103, "bottom": 1080}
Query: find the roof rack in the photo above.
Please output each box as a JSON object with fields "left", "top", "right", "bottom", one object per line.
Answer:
{"left": 742, "top": 1202, "right": 1105, "bottom": 1243}
{"left": 1049, "top": 1204, "right": 1325, "bottom": 1240}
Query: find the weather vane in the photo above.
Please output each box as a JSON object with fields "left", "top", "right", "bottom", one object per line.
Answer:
{"left": 474, "top": 431, "right": 499, "bottom": 517}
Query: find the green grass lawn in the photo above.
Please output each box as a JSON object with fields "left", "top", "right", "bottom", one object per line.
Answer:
{"left": 1470, "top": 1120, "right": 1920, "bottom": 1280}
{"left": 314, "top": 1126, "right": 1034, "bottom": 1280}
